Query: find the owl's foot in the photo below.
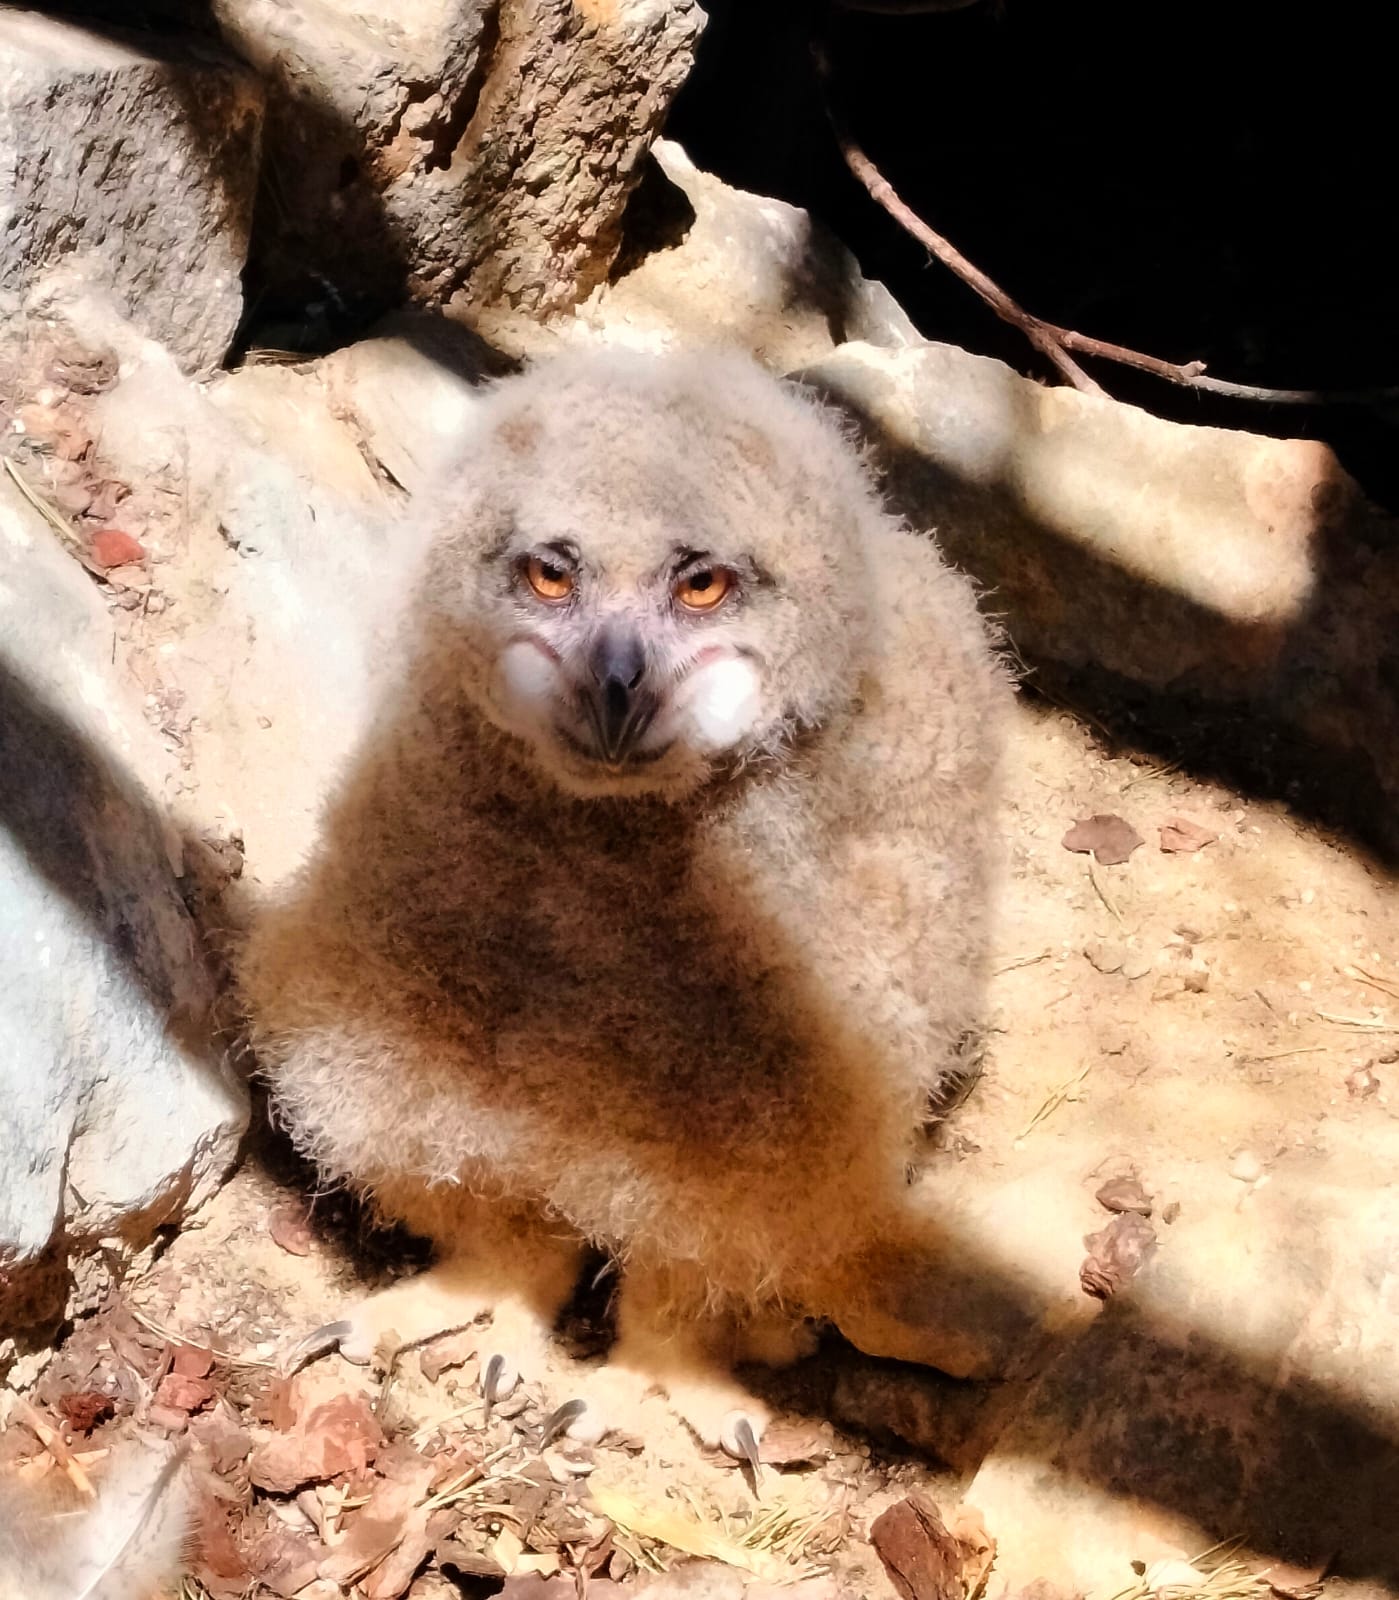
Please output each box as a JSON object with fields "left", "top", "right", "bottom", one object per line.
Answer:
{"left": 283, "top": 1199, "right": 587, "bottom": 1412}
{"left": 578, "top": 1264, "right": 773, "bottom": 1468}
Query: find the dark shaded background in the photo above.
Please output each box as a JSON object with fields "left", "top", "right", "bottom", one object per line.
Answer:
{"left": 669, "top": 1, "right": 1399, "bottom": 509}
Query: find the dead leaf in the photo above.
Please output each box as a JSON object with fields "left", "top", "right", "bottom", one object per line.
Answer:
{"left": 1258, "top": 1556, "right": 1329, "bottom": 1600}
{"left": 192, "top": 1497, "right": 253, "bottom": 1600}
{"left": 418, "top": 1329, "right": 477, "bottom": 1383}
{"left": 89, "top": 526, "right": 145, "bottom": 569}
{"left": 946, "top": 1505, "right": 996, "bottom": 1600}
{"left": 871, "top": 1493, "right": 964, "bottom": 1600}
{"left": 1159, "top": 816, "right": 1219, "bottom": 853}
{"left": 1346, "top": 1063, "right": 1380, "bottom": 1099}
{"left": 246, "top": 1528, "right": 324, "bottom": 1599}
{"left": 251, "top": 1374, "right": 300, "bottom": 1432}
{"left": 1093, "top": 1176, "right": 1153, "bottom": 1216}
{"left": 268, "top": 1205, "right": 315, "bottom": 1257}
{"left": 320, "top": 1445, "right": 437, "bottom": 1593}
{"left": 56, "top": 1391, "right": 115, "bottom": 1435}
{"left": 498, "top": 1580, "right": 625, "bottom": 1599}
{"left": 1062, "top": 815, "right": 1143, "bottom": 866}
{"left": 436, "top": 1540, "right": 505, "bottom": 1581}
{"left": 249, "top": 1394, "right": 383, "bottom": 1492}
{"left": 1080, "top": 1212, "right": 1157, "bottom": 1299}
{"left": 85, "top": 479, "right": 129, "bottom": 522}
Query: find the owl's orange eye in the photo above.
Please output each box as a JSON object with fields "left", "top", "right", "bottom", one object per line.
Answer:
{"left": 526, "top": 556, "right": 574, "bottom": 602}
{"left": 675, "top": 567, "right": 734, "bottom": 612}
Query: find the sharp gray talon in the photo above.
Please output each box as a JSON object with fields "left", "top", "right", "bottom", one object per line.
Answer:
{"left": 281, "top": 1319, "right": 354, "bottom": 1376}
{"left": 537, "top": 1398, "right": 587, "bottom": 1449}
{"left": 481, "top": 1352, "right": 520, "bottom": 1419}
{"left": 721, "top": 1410, "right": 762, "bottom": 1481}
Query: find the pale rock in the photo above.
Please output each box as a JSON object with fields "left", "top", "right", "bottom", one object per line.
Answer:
{"left": 211, "top": 0, "right": 702, "bottom": 318}
{"left": 64, "top": 294, "right": 495, "bottom": 898}
{"left": 803, "top": 339, "right": 1399, "bottom": 851}
{"left": 965, "top": 1160, "right": 1399, "bottom": 1594}
{"left": 555, "top": 139, "right": 922, "bottom": 367}
{"left": 0, "top": 478, "right": 245, "bottom": 1342}
{"left": 0, "top": 10, "right": 261, "bottom": 373}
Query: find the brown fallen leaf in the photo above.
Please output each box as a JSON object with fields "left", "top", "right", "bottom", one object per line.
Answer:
{"left": 418, "top": 1329, "right": 478, "bottom": 1383}
{"left": 192, "top": 1496, "right": 253, "bottom": 1600}
{"left": 947, "top": 1504, "right": 996, "bottom": 1600}
{"left": 246, "top": 1528, "right": 324, "bottom": 1599}
{"left": 1346, "top": 1063, "right": 1380, "bottom": 1099}
{"left": 249, "top": 1394, "right": 383, "bottom": 1492}
{"left": 1093, "top": 1175, "right": 1153, "bottom": 1216}
{"left": 498, "top": 1579, "right": 625, "bottom": 1599}
{"left": 268, "top": 1204, "right": 315, "bottom": 1257}
{"left": 85, "top": 479, "right": 130, "bottom": 522}
{"left": 1080, "top": 1212, "right": 1157, "bottom": 1299}
{"left": 320, "top": 1444, "right": 438, "bottom": 1593}
{"left": 1258, "top": 1556, "right": 1329, "bottom": 1600}
{"left": 1159, "top": 816, "right": 1219, "bottom": 854}
{"left": 1062, "top": 815, "right": 1143, "bottom": 866}
{"left": 57, "top": 1391, "right": 116, "bottom": 1436}
{"left": 871, "top": 1493, "right": 965, "bottom": 1600}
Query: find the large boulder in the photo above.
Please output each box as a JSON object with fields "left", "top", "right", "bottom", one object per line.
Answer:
{"left": 0, "top": 476, "right": 246, "bottom": 1354}
{"left": 0, "top": 9, "right": 262, "bottom": 374}
{"left": 212, "top": 0, "right": 703, "bottom": 321}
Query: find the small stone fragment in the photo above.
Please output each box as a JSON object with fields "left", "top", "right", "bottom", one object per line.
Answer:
{"left": 1080, "top": 1213, "right": 1157, "bottom": 1299}
{"left": 870, "top": 1493, "right": 965, "bottom": 1600}
{"left": 172, "top": 1342, "right": 215, "bottom": 1379}
{"left": 90, "top": 527, "right": 146, "bottom": 569}
{"left": 1061, "top": 815, "right": 1144, "bottom": 866}
{"left": 154, "top": 1372, "right": 217, "bottom": 1414}
{"left": 1083, "top": 941, "right": 1125, "bottom": 974}
{"left": 1346, "top": 1063, "right": 1380, "bottom": 1099}
{"left": 1093, "top": 1176, "right": 1153, "bottom": 1216}
{"left": 1229, "top": 1149, "right": 1264, "bottom": 1183}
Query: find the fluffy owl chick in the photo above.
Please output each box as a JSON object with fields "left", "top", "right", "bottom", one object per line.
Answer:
{"left": 241, "top": 348, "right": 1010, "bottom": 1451}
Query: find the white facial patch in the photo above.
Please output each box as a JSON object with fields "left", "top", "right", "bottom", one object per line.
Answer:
{"left": 497, "top": 639, "right": 561, "bottom": 727}
{"left": 682, "top": 654, "right": 761, "bottom": 753}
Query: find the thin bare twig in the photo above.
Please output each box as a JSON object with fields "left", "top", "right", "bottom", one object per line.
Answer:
{"left": 811, "top": 41, "right": 1399, "bottom": 407}
{"left": 812, "top": 41, "right": 1102, "bottom": 395}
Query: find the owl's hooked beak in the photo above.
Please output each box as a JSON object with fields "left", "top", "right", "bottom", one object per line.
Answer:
{"left": 581, "top": 625, "right": 659, "bottom": 765}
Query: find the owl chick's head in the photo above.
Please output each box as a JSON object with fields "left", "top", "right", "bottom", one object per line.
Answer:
{"left": 424, "top": 349, "right": 877, "bottom": 800}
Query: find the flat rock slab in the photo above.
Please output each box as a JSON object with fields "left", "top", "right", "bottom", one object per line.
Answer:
{"left": 965, "top": 1160, "right": 1399, "bottom": 1596}
{"left": 0, "top": 9, "right": 261, "bottom": 373}
{"left": 803, "top": 340, "right": 1399, "bottom": 855}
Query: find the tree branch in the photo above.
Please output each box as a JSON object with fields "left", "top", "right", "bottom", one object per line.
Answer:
{"left": 812, "top": 40, "right": 1399, "bottom": 407}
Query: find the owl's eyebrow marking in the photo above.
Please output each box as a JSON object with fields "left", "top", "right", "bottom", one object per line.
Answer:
{"left": 537, "top": 539, "right": 580, "bottom": 566}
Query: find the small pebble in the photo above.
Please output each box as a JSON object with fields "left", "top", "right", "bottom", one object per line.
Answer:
{"left": 1229, "top": 1149, "right": 1263, "bottom": 1183}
